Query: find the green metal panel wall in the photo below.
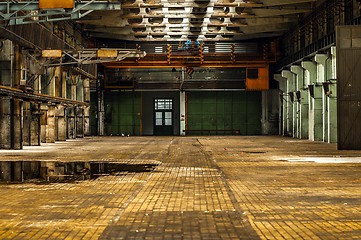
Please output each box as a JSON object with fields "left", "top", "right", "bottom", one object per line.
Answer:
{"left": 104, "top": 91, "right": 141, "bottom": 136}
{"left": 187, "top": 91, "right": 262, "bottom": 135}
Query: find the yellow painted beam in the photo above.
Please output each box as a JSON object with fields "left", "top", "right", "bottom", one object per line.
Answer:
{"left": 42, "top": 50, "right": 62, "bottom": 58}
{"left": 39, "top": 0, "right": 74, "bottom": 9}
{"left": 97, "top": 49, "right": 118, "bottom": 58}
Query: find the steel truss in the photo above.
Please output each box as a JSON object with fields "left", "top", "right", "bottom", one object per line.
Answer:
{"left": 0, "top": 85, "right": 89, "bottom": 106}
{"left": 0, "top": 0, "right": 120, "bottom": 25}
{"left": 41, "top": 48, "right": 146, "bottom": 67}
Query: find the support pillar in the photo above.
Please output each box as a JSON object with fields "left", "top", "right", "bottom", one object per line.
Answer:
{"left": 302, "top": 61, "right": 321, "bottom": 141}
{"left": 84, "top": 78, "right": 91, "bottom": 136}
{"left": 180, "top": 91, "right": 186, "bottom": 136}
{"left": 312, "top": 84, "right": 324, "bottom": 141}
{"left": 0, "top": 162, "right": 11, "bottom": 181}
{"left": 274, "top": 74, "right": 287, "bottom": 136}
{"left": 0, "top": 97, "right": 12, "bottom": 149}
{"left": 290, "top": 65, "right": 308, "bottom": 139}
{"left": 40, "top": 104, "right": 48, "bottom": 143}
{"left": 62, "top": 70, "right": 67, "bottom": 98}
{"left": 47, "top": 67, "right": 58, "bottom": 97}
{"left": 281, "top": 70, "right": 296, "bottom": 137}
{"left": 67, "top": 107, "right": 76, "bottom": 139}
{"left": 98, "top": 90, "right": 105, "bottom": 136}
{"left": 328, "top": 81, "right": 337, "bottom": 143}
{"left": 13, "top": 98, "right": 23, "bottom": 149}
{"left": 54, "top": 67, "right": 62, "bottom": 97}
{"left": 314, "top": 54, "right": 329, "bottom": 142}
{"left": 299, "top": 89, "right": 309, "bottom": 139}
{"left": 34, "top": 73, "right": 41, "bottom": 94}
{"left": 71, "top": 76, "right": 77, "bottom": 101}
{"left": 13, "top": 161, "right": 23, "bottom": 182}
{"left": 23, "top": 102, "right": 31, "bottom": 146}
{"left": 84, "top": 106, "right": 90, "bottom": 136}
{"left": 56, "top": 105, "right": 66, "bottom": 141}
{"left": 67, "top": 74, "right": 78, "bottom": 139}
{"left": 30, "top": 103, "right": 41, "bottom": 146}
{"left": 0, "top": 40, "right": 13, "bottom": 88}
{"left": 46, "top": 103, "right": 56, "bottom": 143}
{"left": 0, "top": 97, "right": 22, "bottom": 149}
{"left": 328, "top": 46, "right": 337, "bottom": 143}
{"left": 76, "top": 107, "right": 84, "bottom": 138}
{"left": 76, "top": 75, "right": 84, "bottom": 101}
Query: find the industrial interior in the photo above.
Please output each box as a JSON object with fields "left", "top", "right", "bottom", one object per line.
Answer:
{"left": 0, "top": 0, "right": 361, "bottom": 239}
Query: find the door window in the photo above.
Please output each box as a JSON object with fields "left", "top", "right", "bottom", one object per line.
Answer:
{"left": 155, "top": 112, "right": 163, "bottom": 126}
{"left": 155, "top": 99, "right": 173, "bottom": 110}
{"left": 164, "top": 112, "right": 172, "bottom": 126}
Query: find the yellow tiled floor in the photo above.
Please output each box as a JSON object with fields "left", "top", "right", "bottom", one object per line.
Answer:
{"left": 0, "top": 136, "right": 360, "bottom": 239}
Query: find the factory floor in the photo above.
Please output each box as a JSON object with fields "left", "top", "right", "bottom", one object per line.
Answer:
{"left": 0, "top": 136, "right": 361, "bottom": 240}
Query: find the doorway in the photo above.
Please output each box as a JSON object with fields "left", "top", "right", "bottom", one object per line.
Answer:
{"left": 154, "top": 98, "right": 173, "bottom": 135}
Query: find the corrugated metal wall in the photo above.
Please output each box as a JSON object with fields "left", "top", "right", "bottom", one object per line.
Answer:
{"left": 104, "top": 91, "right": 141, "bottom": 136}
{"left": 337, "top": 26, "right": 361, "bottom": 150}
{"left": 186, "top": 91, "right": 262, "bottom": 135}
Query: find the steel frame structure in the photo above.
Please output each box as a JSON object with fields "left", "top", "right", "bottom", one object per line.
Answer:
{"left": 0, "top": 85, "right": 89, "bottom": 106}
{"left": 0, "top": 0, "right": 120, "bottom": 25}
{"left": 42, "top": 49, "right": 146, "bottom": 67}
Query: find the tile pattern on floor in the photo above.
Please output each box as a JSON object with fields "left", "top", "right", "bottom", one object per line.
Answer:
{"left": 0, "top": 136, "right": 360, "bottom": 239}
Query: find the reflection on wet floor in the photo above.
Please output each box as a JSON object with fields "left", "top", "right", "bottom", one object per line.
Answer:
{"left": 0, "top": 161, "right": 160, "bottom": 182}
{"left": 0, "top": 136, "right": 361, "bottom": 239}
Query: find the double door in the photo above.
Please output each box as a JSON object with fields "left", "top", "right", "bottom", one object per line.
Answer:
{"left": 154, "top": 98, "right": 173, "bottom": 135}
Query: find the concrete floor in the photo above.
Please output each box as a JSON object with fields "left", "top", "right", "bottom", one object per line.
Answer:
{"left": 0, "top": 136, "right": 361, "bottom": 239}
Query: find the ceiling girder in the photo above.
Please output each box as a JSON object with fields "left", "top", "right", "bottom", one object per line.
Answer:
{"left": 0, "top": 0, "right": 320, "bottom": 41}
{"left": 79, "top": 0, "right": 317, "bottom": 41}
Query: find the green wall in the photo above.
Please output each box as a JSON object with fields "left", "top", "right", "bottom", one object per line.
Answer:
{"left": 187, "top": 91, "right": 262, "bottom": 135}
{"left": 104, "top": 91, "right": 141, "bottom": 136}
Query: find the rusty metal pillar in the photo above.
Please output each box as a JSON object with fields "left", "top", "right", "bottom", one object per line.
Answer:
{"left": 46, "top": 103, "right": 56, "bottom": 143}
{"left": 12, "top": 98, "right": 23, "bottom": 149}
{"left": 0, "top": 96, "right": 12, "bottom": 149}
{"left": 30, "top": 102, "right": 41, "bottom": 146}
{"left": 76, "top": 107, "right": 84, "bottom": 138}
{"left": 67, "top": 106, "right": 76, "bottom": 139}
{"left": 56, "top": 104, "right": 66, "bottom": 141}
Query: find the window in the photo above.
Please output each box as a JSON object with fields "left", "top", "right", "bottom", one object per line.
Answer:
{"left": 155, "top": 99, "right": 173, "bottom": 110}
{"left": 247, "top": 68, "right": 259, "bottom": 79}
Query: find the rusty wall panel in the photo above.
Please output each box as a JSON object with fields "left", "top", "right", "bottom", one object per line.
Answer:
{"left": 337, "top": 26, "right": 361, "bottom": 150}
{"left": 246, "top": 65, "right": 269, "bottom": 91}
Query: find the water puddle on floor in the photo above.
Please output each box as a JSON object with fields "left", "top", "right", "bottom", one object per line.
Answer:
{"left": 276, "top": 156, "right": 361, "bottom": 163}
{"left": 0, "top": 160, "right": 160, "bottom": 183}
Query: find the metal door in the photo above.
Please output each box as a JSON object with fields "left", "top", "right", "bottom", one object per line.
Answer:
{"left": 154, "top": 99, "right": 173, "bottom": 135}
{"left": 337, "top": 26, "right": 361, "bottom": 149}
